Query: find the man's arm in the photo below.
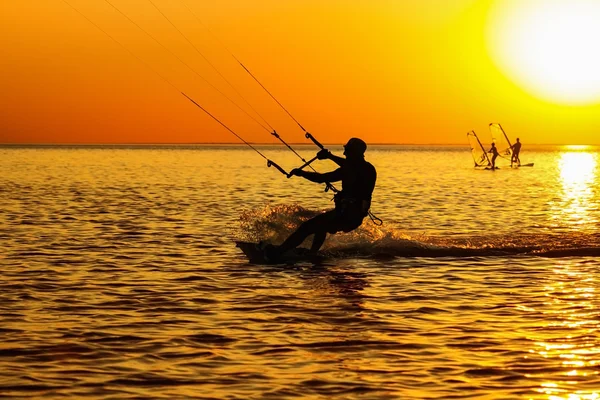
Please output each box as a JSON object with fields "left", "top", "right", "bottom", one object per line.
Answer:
{"left": 290, "top": 168, "right": 343, "bottom": 183}
{"left": 317, "top": 149, "right": 345, "bottom": 167}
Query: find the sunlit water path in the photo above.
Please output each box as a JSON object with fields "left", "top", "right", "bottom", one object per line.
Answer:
{"left": 1, "top": 145, "right": 599, "bottom": 399}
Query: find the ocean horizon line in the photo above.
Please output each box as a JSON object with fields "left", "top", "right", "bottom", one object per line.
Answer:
{"left": 1, "top": 142, "right": 597, "bottom": 147}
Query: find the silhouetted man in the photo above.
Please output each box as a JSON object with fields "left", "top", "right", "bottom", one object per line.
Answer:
{"left": 488, "top": 142, "right": 499, "bottom": 169}
{"left": 511, "top": 138, "right": 522, "bottom": 167}
{"left": 263, "top": 138, "right": 376, "bottom": 261}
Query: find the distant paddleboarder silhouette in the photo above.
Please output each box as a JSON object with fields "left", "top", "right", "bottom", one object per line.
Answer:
{"left": 262, "top": 138, "right": 377, "bottom": 261}
{"left": 511, "top": 138, "right": 522, "bottom": 167}
{"left": 488, "top": 142, "right": 499, "bottom": 169}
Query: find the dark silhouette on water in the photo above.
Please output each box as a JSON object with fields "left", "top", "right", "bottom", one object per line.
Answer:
{"left": 263, "top": 138, "right": 377, "bottom": 262}
{"left": 488, "top": 142, "right": 499, "bottom": 169}
{"left": 511, "top": 138, "right": 522, "bottom": 167}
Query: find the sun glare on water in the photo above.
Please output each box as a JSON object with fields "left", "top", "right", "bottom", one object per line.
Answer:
{"left": 556, "top": 150, "right": 598, "bottom": 229}
{"left": 487, "top": 0, "right": 600, "bottom": 105}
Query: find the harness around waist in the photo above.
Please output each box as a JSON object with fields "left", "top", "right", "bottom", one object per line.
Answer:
{"left": 335, "top": 197, "right": 371, "bottom": 217}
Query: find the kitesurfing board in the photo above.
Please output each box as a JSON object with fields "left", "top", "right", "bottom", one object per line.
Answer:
{"left": 235, "top": 241, "right": 326, "bottom": 265}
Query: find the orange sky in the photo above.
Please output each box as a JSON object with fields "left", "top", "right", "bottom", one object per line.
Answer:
{"left": 1, "top": 0, "right": 600, "bottom": 145}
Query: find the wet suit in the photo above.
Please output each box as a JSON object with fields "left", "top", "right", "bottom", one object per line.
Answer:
{"left": 272, "top": 152, "right": 376, "bottom": 257}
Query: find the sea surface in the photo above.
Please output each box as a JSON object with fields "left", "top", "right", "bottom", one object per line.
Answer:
{"left": 1, "top": 144, "right": 600, "bottom": 399}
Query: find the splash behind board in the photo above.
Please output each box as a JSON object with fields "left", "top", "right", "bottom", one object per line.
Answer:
{"left": 235, "top": 241, "right": 326, "bottom": 264}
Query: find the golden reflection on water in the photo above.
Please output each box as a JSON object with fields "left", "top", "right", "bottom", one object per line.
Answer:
{"left": 556, "top": 150, "right": 598, "bottom": 229}
{"left": 533, "top": 261, "right": 600, "bottom": 400}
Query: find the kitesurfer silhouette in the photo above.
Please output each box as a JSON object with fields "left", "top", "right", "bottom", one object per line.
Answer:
{"left": 262, "top": 138, "right": 376, "bottom": 261}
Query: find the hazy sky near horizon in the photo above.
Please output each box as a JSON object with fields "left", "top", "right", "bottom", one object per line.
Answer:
{"left": 2, "top": 0, "right": 600, "bottom": 145}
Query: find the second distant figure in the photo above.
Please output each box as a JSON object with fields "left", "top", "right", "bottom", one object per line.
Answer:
{"left": 488, "top": 142, "right": 499, "bottom": 169}
{"left": 511, "top": 138, "right": 521, "bottom": 167}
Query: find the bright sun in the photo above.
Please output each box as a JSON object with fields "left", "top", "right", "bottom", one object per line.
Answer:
{"left": 487, "top": 0, "right": 600, "bottom": 105}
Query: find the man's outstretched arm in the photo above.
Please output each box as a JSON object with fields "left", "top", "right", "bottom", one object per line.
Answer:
{"left": 317, "top": 149, "right": 345, "bottom": 167}
{"left": 289, "top": 168, "right": 342, "bottom": 183}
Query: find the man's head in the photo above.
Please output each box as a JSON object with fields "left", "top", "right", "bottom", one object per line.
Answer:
{"left": 343, "top": 138, "right": 367, "bottom": 158}
{"left": 516, "top": 138, "right": 520, "bottom": 142}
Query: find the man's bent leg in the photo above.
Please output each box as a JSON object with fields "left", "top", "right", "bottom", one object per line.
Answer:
{"left": 310, "top": 231, "right": 327, "bottom": 253}
{"left": 277, "top": 211, "right": 334, "bottom": 255}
